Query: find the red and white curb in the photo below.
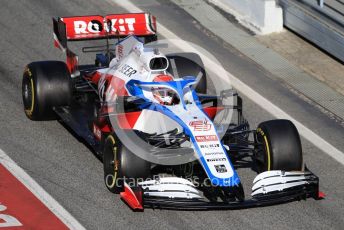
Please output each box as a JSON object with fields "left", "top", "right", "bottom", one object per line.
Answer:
{"left": 0, "top": 149, "right": 85, "bottom": 229}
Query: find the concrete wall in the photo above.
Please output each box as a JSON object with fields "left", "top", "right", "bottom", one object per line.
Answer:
{"left": 209, "top": 0, "right": 283, "bottom": 34}
{"left": 279, "top": 0, "right": 344, "bottom": 63}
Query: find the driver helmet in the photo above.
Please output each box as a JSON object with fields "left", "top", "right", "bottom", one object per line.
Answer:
{"left": 152, "top": 74, "right": 177, "bottom": 105}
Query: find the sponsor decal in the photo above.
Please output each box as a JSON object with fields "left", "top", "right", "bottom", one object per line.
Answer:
{"left": 214, "top": 164, "right": 227, "bottom": 173}
{"left": 200, "top": 143, "right": 220, "bottom": 149}
{"left": 118, "top": 64, "right": 137, "bottom": 78}
{"left": 73, "top": 18, "right": 136, "bottom": 35}
{"left": 189, "top": 119, "right": 211, "bottom": 131}
{"left": 195, "top": 135, "right": 218, "bottom": 142}
{"left": 117, "top": 44, "right": 124, "bottom": 59}
{"left": 207, "top": 158, "right": 226, "bottom": 162}
{"left": 204, "top": 152, "right": 224, "bottom": 156}
{"left": 62, "top": 14, "right": 155, "bottom": 40}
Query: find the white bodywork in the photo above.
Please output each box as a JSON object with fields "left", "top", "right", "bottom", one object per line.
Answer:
{"left": 97, "top": 36, "right": 237, "bottom": 184}
{"left": 139, "top": 177, "right": 202, "bottom": 199}
{"left": 98, "top": 36, "right": 178, "bottom": 133}
{"left": 251, "top": 170, "right": 313, "bottom": 197}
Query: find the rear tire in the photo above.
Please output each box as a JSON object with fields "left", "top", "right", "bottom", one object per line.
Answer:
{"left": 167, "top": 53, "right": 207, "bottom": 94}
{"left": 103, "top": 134, "right": 151, "bottom": 194}
{"left": 22, "top": 61, "right": 72, "bottom": 120}
{"left": 255, "top": 119, "right": 303, "bottom": 172}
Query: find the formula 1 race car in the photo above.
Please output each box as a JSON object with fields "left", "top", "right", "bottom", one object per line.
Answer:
{"left": 22, "top": 13, "right": 322, "bottom": 210}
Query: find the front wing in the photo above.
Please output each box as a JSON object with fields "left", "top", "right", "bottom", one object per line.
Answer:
{"left": 120, "top": 168, "right": 323, "bottom": 211}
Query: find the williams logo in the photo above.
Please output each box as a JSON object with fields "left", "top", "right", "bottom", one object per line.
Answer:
{"left": 214, "top": 164, "right": 227, "bottom": 173}
{"left": 195, "top": 135, "right": 218, "bottom": 142}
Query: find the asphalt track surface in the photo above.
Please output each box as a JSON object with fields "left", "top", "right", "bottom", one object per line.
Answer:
{"left": 0, "top": 0, "right": 343, "bottom": 229}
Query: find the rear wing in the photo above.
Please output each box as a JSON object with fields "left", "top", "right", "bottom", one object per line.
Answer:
{"left": 53, "top": 13, "right": 156, "bottom": 47}
{"left": 52, "top": 13, "right": 157, "bottom": 75}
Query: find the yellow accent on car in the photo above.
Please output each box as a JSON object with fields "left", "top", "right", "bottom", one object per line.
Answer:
{"left": 263, "top": 135, "right": 271, "bottom": 171}
{"left": 257, "top": 128, "right": 271, "bottom": 171}
{"left": 25, "top": 78, "right": 35, "bottom": 117}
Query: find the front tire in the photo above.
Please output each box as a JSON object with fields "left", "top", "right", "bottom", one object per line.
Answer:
{"left": 255, "top": 119, "right": 303, "bottom": 172}
{"left": 103, "top": 134, "right": 151, "bottom": 194}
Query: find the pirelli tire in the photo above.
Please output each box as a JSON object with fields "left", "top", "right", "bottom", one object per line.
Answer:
{"left": 166, "top": 53, "right": 207, "bottom": 94}
{"left": 255, "top": 119, "right": 303, "bottom": 172}
{"left": 103, "top": 134, "right": 151, "bottom": 194}
{"left": 22, "top": 61, "right": 72, "bottom": 120}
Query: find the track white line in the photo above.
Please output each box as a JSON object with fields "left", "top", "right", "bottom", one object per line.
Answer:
{"left": 0, "top": 149, "right": 85, "bottom": 230}
{"left": 112, "top": 0, "right": 344, "bottom": 166}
